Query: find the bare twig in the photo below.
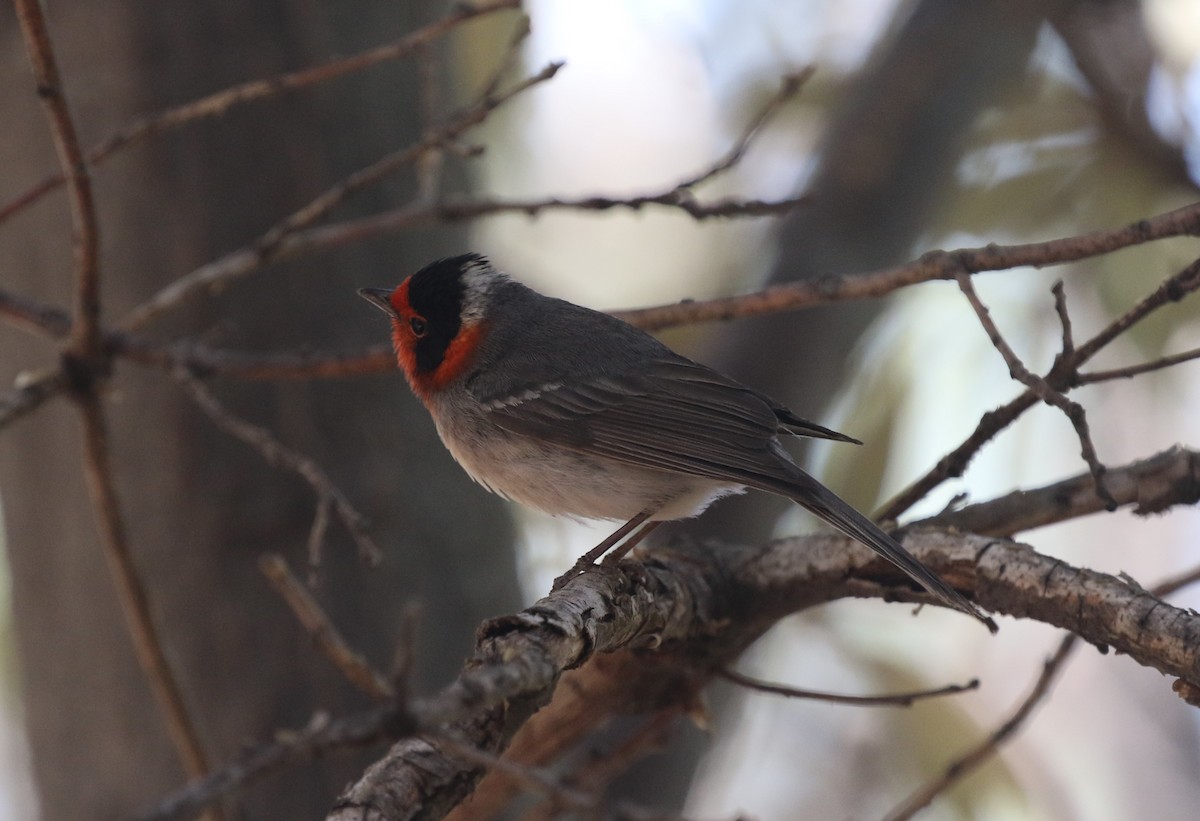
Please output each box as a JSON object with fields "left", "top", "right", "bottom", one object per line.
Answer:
{"left": 1074, "top": 256, "right": 1200, "bottom": 363}
{"left": 879, "top": 254, "right": 1200, "bottom": 521}
{"left": 14, "top": 0, "right": 102, "bottom": 358}
{"left": 924, "top": 446, "right": 1200, "bottom": 536}
{"left": 0, "top": 0, "right": 521, "bottom": 225}
{"left": 389, "top": 603, "right": 423, "bottom": 706}
{"left": 122, "top": 62, "right": 564, "bottom": 331}
{"left": 1051, "top": 280, "right": 1075, "bottom": 359}
{"left": 618, "top": 201, "right": 1200, "bottom": 331}
{"left": 719, "top": 669, "right": 979, "bottom": 707}
{"left": 955, "top": 273, "right": 1116, "bottom": 509}
{"left": 251, "top": 190, "right": 807, "bottom": 265}
{"left": 1078, "top": 345, "right": 1200, "bottom": 384}
{"left": 74, "top": 392, "right": 211, "bottom": 782}
{"left": 675, "top": 68, "right": 815, "bottom": 190}
{"left": 887, "top": 553, "right": 1200, "bottom": 820}
{"left": 259, "top": 554, "right": 393, "bottom": 701}
{"left": 883, "top": 635, "right": 1076, "bottom": 821}
{"left": 174, "top": 370, "right": 382, "bottom": 564}
{"left": 305, "top": 497, "right": 333, "bottom": 583}
{"left": 555, "top": 708, "right": 679, "bottom": 811}
{"left": 433, "top": 734, "right": 599, "bottom": 817}
{"left": 17, "top": 0, "right": 213, "bottom": 794}
{"left": 0, "top": 369, "right": 67, "bottom": 431}
{"left": 137, "top": 705, "right": 406, "bottom": 821}
{"left": 477, "top": 14, "right": 532, "bottom": 100}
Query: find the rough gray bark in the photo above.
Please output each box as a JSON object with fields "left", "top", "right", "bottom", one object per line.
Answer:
{"left": 325, "top": 520, "right": 1200, "bottom": 820}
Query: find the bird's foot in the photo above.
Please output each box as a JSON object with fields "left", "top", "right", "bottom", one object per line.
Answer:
{"left": 551, "top": 557, "right": 595, "bottom": 591}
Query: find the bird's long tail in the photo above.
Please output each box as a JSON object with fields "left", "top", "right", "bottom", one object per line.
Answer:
{"left": 778, "top": 467, "right": 996, "bottom": 633}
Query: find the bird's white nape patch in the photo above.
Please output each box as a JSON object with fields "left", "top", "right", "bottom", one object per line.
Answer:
{"left": 482, "top": 382, "right": 564, "bottom": 410}
{"left": 460, "top": 256, "right": 510, "bottom": 324}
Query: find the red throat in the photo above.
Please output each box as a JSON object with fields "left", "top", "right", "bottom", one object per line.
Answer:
{"left": 393, "top": 321, "right": 485, "bottom": 402}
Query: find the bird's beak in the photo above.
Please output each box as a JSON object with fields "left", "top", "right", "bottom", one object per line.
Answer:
{"left": 358, "top": 287, "right": 396, "bottom": 316}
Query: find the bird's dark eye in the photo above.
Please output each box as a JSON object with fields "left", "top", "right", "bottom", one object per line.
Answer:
{"left": 409, "top": 316, "right": 428, "bottom": 337}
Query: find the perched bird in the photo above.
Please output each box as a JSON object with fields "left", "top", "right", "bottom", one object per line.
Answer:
{"left": 360, "top": 254, "right": 995, "bottom": 631}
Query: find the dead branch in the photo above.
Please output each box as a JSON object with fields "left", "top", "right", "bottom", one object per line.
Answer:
{"left": 121, "top": 61, "right": 565, "bottom": 331}
{"left": 878, "top": 254, "right": 1200, "bottom": 521}
{"left": 885, "top": 547, "right": 1200, "bottom": 820}
{"left": 320, "top": 530, "right": 1200, "bottom": 820}
{"left": 14, "top": 0, "right": 102, "bottom": 359}
{"left": 138, "top": 706, "right": 406, "bottom": 821}
{"left": 75, "top": 391, "right": 212, "bottom": 782}
{"left": 174, "top": 370, "right": 381, "bottom": 564}
{"left": 0, "top": 369, "right": 67, "bottom": 430}
{"left": 718, "top": 669, "right": 979, "bottom": 707}
{"left": 675, "top": 67, "right": 815, "bottom": 190}
{"left": 259, "top": 554, "right": 393, "bottom": 701}
{"left": 616, "top": 200, "right": 1200, "bottom": 331}
{"left": 955, "top": 273, "right": 1116, "bottom": 507}
{"left": 0, "top": 0, "right": 522, "bottom": 226}
{"left": 924, "top": 446, "right": 1200, "bottom": 536}
{"left": 884, "top": 634, "right": 1076, "bottom": 821}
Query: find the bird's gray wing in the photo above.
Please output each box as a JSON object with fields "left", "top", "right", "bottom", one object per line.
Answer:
{"left": 474, "top": 357, "right": 809, "bottom": 487}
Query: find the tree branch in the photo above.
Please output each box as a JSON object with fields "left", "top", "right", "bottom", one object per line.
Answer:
{"left": 175, "top": 371, "right": 381, "bottom": 565}
{"left": 14, "top": 0, "right": 102, "bottom": 358}
{"left": 0, "top": 0, "right": 522, "bottom": 226}
{"left": 878, "top": 254, "right": 1200, "bottom": 520}
{"left": 75, "top": 392, "right": 212, "bottom": 783}
{"left": 321, "top": 530, "right": 1200, "bottom": 820}
{"left": 924, "top": 446, "right": 1200, "bottom": 536}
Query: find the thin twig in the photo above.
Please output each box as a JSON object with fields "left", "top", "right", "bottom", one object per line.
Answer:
{"left": 390, "top": 603, "right": 424, "bottom": 706}
{"left": 1073, "top": 257, "right": 1200, "bottom": 364}
{"left": 955, "top": 273, "right": 1116, "bottom": 509}
{"left": 521, "top": 709, "right": 681, "bottom": 821}
{"left": 434, "top": 734, "right": 599, "bottom": 816}
{"left": 478, "top": 14, "right": 532, "bottom": 100}
{"left": 0, "top": 0, "right": 522, "bottom": 225}
{"left": 259, "top": 554, "right": 393, "bottom": 701}
{"left": 1051, "top": 280, "right": 1075, "bottom": 359}
{"left": 414, "top": 43, "right": 446, "bottom": 204}
{"left": 121, "top": 62, "right": 564, "bottom": 331}
{"left": 883, "top": 635, "right": 1076, "bottom": 821}
{"left": 878, "top": 254, "right": 1200, "bottom": 521}
{"left": 174, "top": 370, "right": 382, "bottom": 564}
{"left": 719, "top": 669, "right": 979, "bottom": 707}
{"left": 923, "top": 446, "right": 1200, "bottom": 536}
{"left": 14, "top": 0, "right": 102, "bottom": 358}
{"left": 618, "top": 201, "right": 1200, "bottom": 331}
{"left": 675, "top": 67, "right": 815, "bottom": 190}
{"left": 1078, "top": 346, "right": 1200, "bottom": 384}
{"left": 0, "top": 369, "right": 67, "bottom": 431}
{"left": 74, "top": 392, "right": 212, "bottom": 782}
{"left": 887, "top": 557, "right": 1200, "bottom": 820}
{"left": 136, "top": 705, "right": 406, "bottom": 821}
{"left": 305, "top": 497, "right": 333, "bottom": 584}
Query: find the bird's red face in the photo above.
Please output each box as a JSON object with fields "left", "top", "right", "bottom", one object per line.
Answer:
{"left": 360, "top": 255, "right": 489, "bottom": 402}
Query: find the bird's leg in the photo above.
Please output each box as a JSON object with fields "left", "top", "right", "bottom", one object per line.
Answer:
{"left": 600, "top": 520, "right": 662, "bottom": 565}
{"left": 551, "top": 508, "right": 658, "bottom": 590}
